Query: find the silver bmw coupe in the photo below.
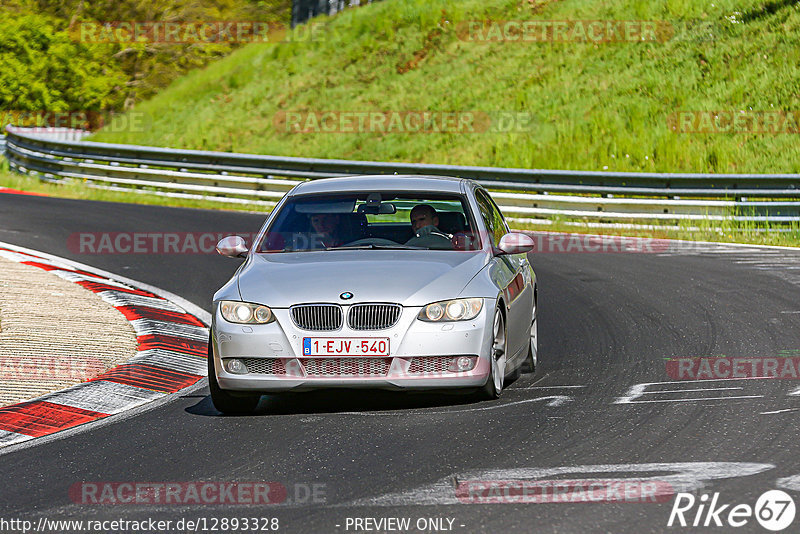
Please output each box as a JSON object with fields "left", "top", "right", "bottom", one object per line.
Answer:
{"left": 209, "top": 175, "right": 538, "bottom": 414}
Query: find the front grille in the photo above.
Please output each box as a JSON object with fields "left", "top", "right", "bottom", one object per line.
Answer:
{"left": 408, "top": 357, "right": 454, "bottom": 374}
{"left": 347, "top": 303, "right": 401, "bottom": 330}
{"left": 291, "top": 304, "right": 343, "bottom": 331}
{"left": 242, "top": 358, "right": 285, "bottom": 375}
{"left": 301, "top": 358, "right": 391, "bottom": 377}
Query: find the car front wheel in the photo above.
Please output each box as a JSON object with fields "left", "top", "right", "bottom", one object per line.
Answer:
{"left": 208, "top": 336, "right": 261, "bottom": 415}
{"left": 522, "top": 298, "right": 538, "bottom": 373}
{"left": 479, "top": 308, "right": 506, "bottom": 400}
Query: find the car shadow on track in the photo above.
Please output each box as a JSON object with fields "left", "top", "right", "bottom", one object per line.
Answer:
{"left": 185, "top": 374, "right": 533, "bottom": 417}
{"left": 187, "top": 390, "right": 478, "bottom": 417}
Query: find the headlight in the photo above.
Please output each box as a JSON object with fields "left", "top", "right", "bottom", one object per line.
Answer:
{"left": 219, "top": 301, "right": 275, "bottom": 324}
{"left": 418, "top": 298, "right": 483, "bottom": 322}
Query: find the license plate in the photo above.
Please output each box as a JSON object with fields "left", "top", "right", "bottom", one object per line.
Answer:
{"left": 302, "top": 337, "right": 390, "bottom": 356}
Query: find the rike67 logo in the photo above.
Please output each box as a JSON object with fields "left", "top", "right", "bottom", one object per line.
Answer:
{"left": 668, "top": 490, "right": 796, "bottom": 531}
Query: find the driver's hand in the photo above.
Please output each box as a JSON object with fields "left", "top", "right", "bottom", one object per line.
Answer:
{"left": 416, "top": 224, "right": 438, "bottom": 237}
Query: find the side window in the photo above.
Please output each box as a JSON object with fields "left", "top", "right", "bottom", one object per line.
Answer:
{"left": 475, "top": 189, "right": 508, "bottom": 246}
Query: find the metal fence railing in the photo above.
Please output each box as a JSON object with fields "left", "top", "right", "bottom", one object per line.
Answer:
{"left": 292, "top": 0, "right": 383, "bottom": 27}
{"left": 5, "top": 126, "right": 800, "bottom": 223}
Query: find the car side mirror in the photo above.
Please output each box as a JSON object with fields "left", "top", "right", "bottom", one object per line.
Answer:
{"left": 496, "top": 233, "right": 535, "bottom": 255}
{"left": 216, "top": 236, "right": 249, "bottom": 258}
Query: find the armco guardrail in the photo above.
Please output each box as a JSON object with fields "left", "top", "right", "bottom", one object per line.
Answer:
{"left": 2, "top": 128, "right": 88, "bottom": 157}
{"left": 292, "top": 0, "right": 384, "bottom": 27}
{"left": 5, "top": 125, "right": 800, "bottom": 223}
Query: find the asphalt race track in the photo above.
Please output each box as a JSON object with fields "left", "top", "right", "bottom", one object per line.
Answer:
{"left": 2, "top": 193, "right": 800, "bottom": 533}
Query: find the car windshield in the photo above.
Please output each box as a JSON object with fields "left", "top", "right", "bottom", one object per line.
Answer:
{"left": 258, "top": 192, "right": 482, "bottom": 253}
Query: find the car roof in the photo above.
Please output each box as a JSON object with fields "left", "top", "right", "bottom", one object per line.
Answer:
{"left": 289, "top": 175, "right": 470, "bottom": 196}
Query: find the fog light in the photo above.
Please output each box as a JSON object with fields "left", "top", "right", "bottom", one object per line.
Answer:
{"left": 225, "top": 358, "right": 248, "bottom": 374}
{"left": 449, "top": 356, "right": 476, "bottom": 372}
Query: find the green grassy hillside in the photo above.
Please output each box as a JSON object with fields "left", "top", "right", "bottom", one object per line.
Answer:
{"left": 90, "top": 0, "right": 800, "bottom": 174}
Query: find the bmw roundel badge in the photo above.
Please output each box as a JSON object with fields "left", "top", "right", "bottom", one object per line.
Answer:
{"left": 340, "top": 292, "right": 354, "bottom": 300}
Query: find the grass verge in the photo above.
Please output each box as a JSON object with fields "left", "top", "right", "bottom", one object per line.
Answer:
{"left": 89, "top": 0, "right": 800, "bottom": 174}
{"left": 0, "top": 164, "right": 271, "bottom": 214}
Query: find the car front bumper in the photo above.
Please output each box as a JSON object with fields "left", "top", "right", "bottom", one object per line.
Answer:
{"left": 211, "top": 301, "right": 495, "bottom": 393}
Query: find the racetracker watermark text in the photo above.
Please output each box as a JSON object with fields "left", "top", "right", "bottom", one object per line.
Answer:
{"left": 669, "top": 111, "right": 800, "bottom": 134}
{"left": 69, "top": 482, "right": 326, "bottom": 505}
{"left": 455, "top": 19, "right": 720, "bottom": 43}
{"left": 667, "top": 355, "right": 800, "bottom": 380}
{"left": 73, "top": 21, "right": 324, "bottom": 43}
{"left": 67, "top": 232, "right": 669, "bottom": 254}
{"left": 457, "top": 20, "right": 666, "bottom": 43}
{"left": 274, "top": 111, "right": 535, "bottom": 134}
{"left": 456, "top": 479, "right": 674, "bottom": 503}
{"left": 0, "top": 356, "right": 105, "bottom": 381}
{"left": 68, "top": 233, "right": 259, "bottom": 254}
{"left": 1, "top": 111, "right": 147, "bottom": 132}
{"left": 527, "top": 233, "right": 669, "bottom": 253}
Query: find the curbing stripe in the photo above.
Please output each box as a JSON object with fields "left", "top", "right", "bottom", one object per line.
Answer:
{"left": 50, "top": 270, "right": 134, "bottom": 289}
{"left": 74, "top": 280, "right": 160, "bottom": 298}
{"left": 93, "top": 364, "right": 202, "bottom": 393}
{"left": 98, "top": 290, "right": 185, "bottom": 312}
{"left": 129, "top": 318, "right": 208, "bottom": 341}
{"left": 44, "top": 381, "right": 165, "bottom": 415}
{"left": 0, "top": 243, "right": 209, "bottom": 449}
{"left": 0, "top": 188, "right": 48, "bottom": 196}
{"left": 0, "top": 430, "right": 33, "bottom": 446}
{"left": 20, "top": 260, "right": 103, "bottom": 278}
{"left": 0, "top": 401, "right": 109, "bottom": 437}
{"left": 136, "top": 334, "right": 208, "bottom": 357}
{"left": 130, "top": 349, "right": 208, "bottom": 375}
{"left": 116, "top": 306, "right": 206, "bottom": 327}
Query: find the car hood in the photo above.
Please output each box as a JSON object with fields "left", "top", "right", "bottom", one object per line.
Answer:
{"left": 236, "top": 250, "right": 489, "bottom": 307}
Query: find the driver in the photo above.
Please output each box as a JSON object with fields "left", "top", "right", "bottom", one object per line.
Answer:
{"left": 309, "top": 213, "right": 343, "bottom": 248}
{"left": 406, "top": 204, "right": 453, "bottom": 249}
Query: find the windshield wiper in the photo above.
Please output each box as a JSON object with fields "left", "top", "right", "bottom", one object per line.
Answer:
{"left": 325, "top": 244, "right": 427, "bottom": 251}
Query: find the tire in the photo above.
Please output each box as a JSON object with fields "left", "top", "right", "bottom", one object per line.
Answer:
{"left": 521, "top": 297, "right": 538, "bottom": 374}
{"left": 479, "top": 308, "right": 507, "bottom": 400}
{"left": 208, "top": 336, "right": 261, "bottom": 415}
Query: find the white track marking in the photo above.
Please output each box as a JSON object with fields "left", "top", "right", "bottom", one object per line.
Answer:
{"left": 419, "top": 396, "right": 572, "bottom": 412}
{"left": 616, "top": 379, "right": 765, "bottom": 404}
{"left": 656, "top": 240, "right": 800, "bottom": 287}
{"left": 331, "top": 396, "right": 573, "bottom": 417}
{"left": 619, "top": 396, "right": 763, "bottom": 403}
{"left": 639, "top": 387, "right": 743, "bottom": 394}
{"left": 347, "top": 462, "right": 774, "bottom": 507}
{"left": 760, "top": 408, "right": 799, "bottom": 415}
{"left": 777, "top": 475, "right": 800, "bottom": 492}
{"left": 516, "top": 385, "right": 586, "bottom": 390}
